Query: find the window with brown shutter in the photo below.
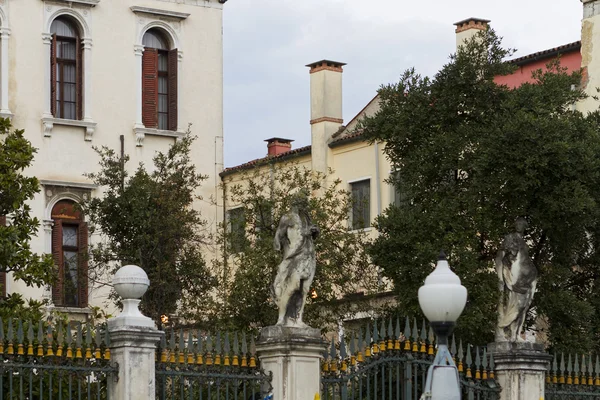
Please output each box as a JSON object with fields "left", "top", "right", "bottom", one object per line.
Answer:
{"left": 50, "top": 17, "right": 82, "bottom": 120}
{"left": 142, "top": 29, "right": 177, "bottom": 131}
{"left": 51, "top": 200, "right": 89, "bottom": 308}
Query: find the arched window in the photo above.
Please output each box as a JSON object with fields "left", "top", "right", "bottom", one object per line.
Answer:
{"left": 51, "top": 200, "right": 88, "bottom": 308}
{"left": 142, "top": 28, "right": 178, "bottom": 131}
{"left": 50, "top": 17, "right": 82, "bottom": 120}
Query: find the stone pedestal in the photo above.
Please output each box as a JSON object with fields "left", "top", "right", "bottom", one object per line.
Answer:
{"left": 257, "top": 325, "right": 327, "bottom": 400}
{"left": 488, "top": 341, "right": 552, "bottom": 400}
{"left": 108, "top": 325, "right": 164, "bottom": 400}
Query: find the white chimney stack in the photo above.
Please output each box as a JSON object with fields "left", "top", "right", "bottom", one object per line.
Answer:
{"left": 306, "top": 60, "right": 345, "bottom": 176}
{"left": 454, "top": 18, "right": 490, "bottom": 50}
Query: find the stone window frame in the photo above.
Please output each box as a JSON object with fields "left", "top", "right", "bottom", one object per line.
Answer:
{"left": 41, "top": 2, "right": 97, "bottom": 141}
{"left": 131, "top": 7, "right": 187, "bottom": 146}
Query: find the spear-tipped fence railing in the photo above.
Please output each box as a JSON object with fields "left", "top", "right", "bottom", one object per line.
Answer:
{"left": 155, "top": 329, "right": 272, "bottom": 400}
{"left": 321, "top": 317, "right": 501, "bottom": 400}
{"left": 546, "top": 352, "right": 600, "bottom": 399}
{"left": 0, "top": 317, "right": 116, "bottom": 399}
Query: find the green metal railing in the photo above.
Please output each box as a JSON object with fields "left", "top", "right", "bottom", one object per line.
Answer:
{"left": 321, "top": 318, "right": 501, "bottom": 400}
{"left": 155, "top": 329, "right": 272, "bottom": 400}
{"left": 546, "top": 353, "right": 600, "bottom": 399}
{"left": 0, "top": 318, "right": 116, "bottom": 399}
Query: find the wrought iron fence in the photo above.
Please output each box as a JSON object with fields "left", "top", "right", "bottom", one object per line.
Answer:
{"left": 546, "top": 353, "right": 600, "bottom": 399}
{"left": 0, "top": 317, "right": 116, "bottom": 399}
{"left": 155, "top": 329, "right": 272, "bottom": 400}
{"left": 321, "top": 317, "right": 501, "bottom": 400}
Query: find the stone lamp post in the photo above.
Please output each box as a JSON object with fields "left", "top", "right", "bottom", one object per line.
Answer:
{"left": 107, "top": 265, "right": 163, "bottom": 400}
{"left": 418, "top": 252, "right": 468, "bottom": 400}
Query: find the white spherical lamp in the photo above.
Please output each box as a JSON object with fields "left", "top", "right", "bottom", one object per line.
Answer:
{"left": 418, "top": 252, "right": 467, "bottom": 330}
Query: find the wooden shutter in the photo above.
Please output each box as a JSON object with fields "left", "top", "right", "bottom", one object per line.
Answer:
{"left": 168, "top": 49, "right": 178, "bottom": 131}
{"left": 77, "top": 222, "right": 89, "bottom": 308}
{"left": 0, "top": 216, "right": 6, "bottom": 298}
{"left": 76, "top": 37, "right": 83, "bottom": 120}
{"left": 51, "top": 220, "right": 63, "bottom": 306}
{"left": 50, "top": 34, "right": 57, "bottom": 118}
{"left": 142, "top": 48, "right": 158, "bottom": 128}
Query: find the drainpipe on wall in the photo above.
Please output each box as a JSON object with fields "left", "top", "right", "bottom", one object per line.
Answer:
{"left": 374, "top": 141, "right": 382, "bottom": 290}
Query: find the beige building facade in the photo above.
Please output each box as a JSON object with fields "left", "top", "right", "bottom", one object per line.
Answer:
{"left": 4, "top": 0, "right": 225, "bottom": 316}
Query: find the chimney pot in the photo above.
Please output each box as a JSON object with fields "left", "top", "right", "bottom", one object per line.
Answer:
{"left": 453, "top": 17, "right": 491, "bottom": 33}
{"left": 265, "top": 137, "right": 293, "bottom": 157}
{"left": 454, "top": 17, "right": 491, "bottom": 50}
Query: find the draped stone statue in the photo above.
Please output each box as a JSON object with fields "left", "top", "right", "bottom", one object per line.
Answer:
{"left": 495, "top": 217, "right": 538, "bottom": 342}
{"left": 272, "top": 193, "right": 319, "bottom": 327}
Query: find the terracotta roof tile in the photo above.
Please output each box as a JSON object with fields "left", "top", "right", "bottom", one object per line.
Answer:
{"left": 508, "top": 41, "right": 581, "bottom": 66}
{"left": 220, "top": 145, "right": 312, "bottom": 177}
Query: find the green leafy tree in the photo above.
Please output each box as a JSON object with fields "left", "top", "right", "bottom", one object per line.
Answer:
{"left": 0, "top": 118, "right": 54, "bottom": 286}
{"left": 83, "top": 133, "right": 215, "bottom": 324}
{"left": 192, "top": 165, "right": 380, "bottom": 332}
{"left": 361, "top": 29, "right": 600, "bottom": 352}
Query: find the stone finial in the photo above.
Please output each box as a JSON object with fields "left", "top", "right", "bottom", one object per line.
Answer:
{"left": 108, "top": 265, "right": 154, "bottom": 328}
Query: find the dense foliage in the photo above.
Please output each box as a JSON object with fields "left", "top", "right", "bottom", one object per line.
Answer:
{"left": 191, "top": 165, "right": 380, "bottom": 332}
{"left": 83, "top": 133, "right": 214, "bottom": 324}
{"left": 0, "top": 118, "right": 54, "bottom": 286}
{"left": 361, "top": 29, "right": 600, "bottom": 352}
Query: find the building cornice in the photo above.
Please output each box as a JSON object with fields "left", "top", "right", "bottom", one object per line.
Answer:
{"left": 43, "top": 0, "right": 100, "bottom": 7}
{"left": 130, "top": 6, "right": 190, "bottom": 20}
{"left": 40, "top": 180, "right": 97, "bottom": 190}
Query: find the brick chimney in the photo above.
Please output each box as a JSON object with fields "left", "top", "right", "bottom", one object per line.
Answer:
{"left": 265, "top": 137, "right": 293, "bottom": 156}
{"left": 306, "top": 59, "right": 345, "bottom": 176}
{"left": 454, "top": 18, "right": 490, "bottom": 50}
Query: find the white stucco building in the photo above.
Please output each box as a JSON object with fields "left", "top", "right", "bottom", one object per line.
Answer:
{"left": 2, "top": 0, "right": 226, "bottom": 316}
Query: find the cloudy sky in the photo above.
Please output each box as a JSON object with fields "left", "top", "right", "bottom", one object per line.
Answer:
{"left": 222, "top": 0, "right": 582, "bottom": 167}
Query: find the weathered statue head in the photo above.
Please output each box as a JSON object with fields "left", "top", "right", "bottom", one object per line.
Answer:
{"left": 515, "top": 217, "right": 528, "bottom": 235}
{"left": 290, "top": 190, "right": 310, "bottom": 211}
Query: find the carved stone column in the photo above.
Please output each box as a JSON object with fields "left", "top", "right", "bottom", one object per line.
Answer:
{"left": 42, "top": 33, "right": 53, "bottom": 123}
{"left": 0, "top": 29, "right": 11, "bottom": 117}
{"left": 256, "top": 326, "right": 327, "bottom": 400}
{"left": 488, "top": 341, "right": 551, "bottom": 400}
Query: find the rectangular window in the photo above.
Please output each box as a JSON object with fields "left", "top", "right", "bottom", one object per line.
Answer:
{"left": 351, "top": 180, "right": 370, "bottom": 230}
{"left": 62, "top": 224, "right": 79, "bottom": 307}
{"left": 226, "top": 207, "right": 247, "bottom": 253}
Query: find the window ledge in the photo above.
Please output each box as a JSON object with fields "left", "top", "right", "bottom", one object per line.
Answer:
{"left": 0, "top": 111, "right": 13, "bottom": 120}
{"left": 134, "top": 126, "right": 185, "bottom": 146}
{"left": 49, "top": 306, "right": 92, "bottom": 315}
{"left": 130, "top": 6, "right": 190, "bottom": 20}
{"left": 350, "top": 227, "right": 373, "bottom": 233}
{"left": 42, "top": 117, "right": 97, "bottom": 141}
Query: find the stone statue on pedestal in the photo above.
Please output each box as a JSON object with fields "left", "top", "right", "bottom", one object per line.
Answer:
{"left": 495, "top": 217, "right": 538, "bottom": 342}
{"left": 272, "top": 193, "right": 319, "bottom": 327}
